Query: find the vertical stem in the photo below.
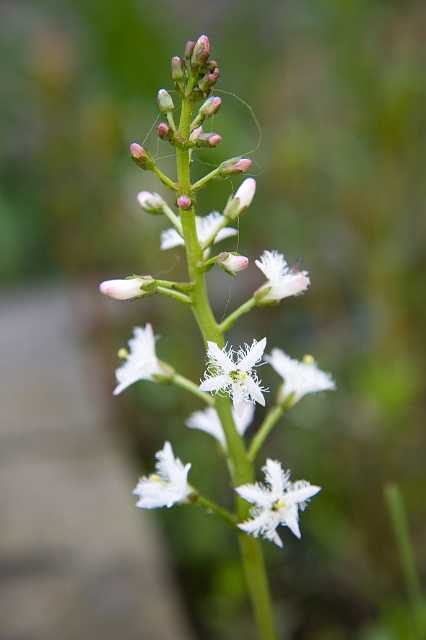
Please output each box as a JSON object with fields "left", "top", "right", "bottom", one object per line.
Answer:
{"left": 385, "top": 484, "right": 425, "bottom": 636}
{"left": 176, "top": 92, "right": 277, "bottom": 640}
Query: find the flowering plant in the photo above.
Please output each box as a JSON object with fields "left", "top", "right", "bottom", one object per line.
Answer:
{"left": 100, "top": 34, "right": 335, "bottom": 640}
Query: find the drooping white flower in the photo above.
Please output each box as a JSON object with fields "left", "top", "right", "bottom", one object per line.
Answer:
{"left": 266, "top": 349, "right": 335, "bottom": 404}
{"left": 236, "top": 459, "right": 321, "bottom": 548}
{"left": 160, "top": 212, "right": 237, "bottom": 250}
{"left": 200, "top": 339, "right": 267, "bottom": 414}
{"left": 255, "top": 250, "right": 310, "bottom": 303}
{"left": 186, "top": 402, "right": 255, "bottom": 447}
{"left": 99, "top": 278, "right": 145, "bottom": 300}
{"left": 133, "top": 442, "right": 192, "bottom": 509}
{"left": 114, "top": 324, "right": 163, "bottom": 395}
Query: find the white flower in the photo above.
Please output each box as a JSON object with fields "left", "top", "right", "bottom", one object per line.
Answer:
{"left": 114, "top": 324, "right": 163, "bottom": 395}
{"left": 186, "top": 403, "right": 255, "bottom": 447}
{"left": 133, "top": 442, "right": 192, "bottom": 509}
{"left": 160, "top": 212, "right": 237, "bottom": 250}
{"left": 217, "top": 252, "right": 249, "bottom": 275}
{"left": 224, "top": 178, "right": 257, "bottom": 220}
{"left": 255, "top": 250, "right": 310, "bottom": 303}
{"left": 236, "top": 459, "right": 321, "bottom": 548}
{"left": 99, "top": 278, "right": 145, "bottom": 300}
{"left": 199, "top": 339, "right": 267, "bottom": 414}
{"left": 266, "top": 349, "right": 335, "bottom": 404}
{"left": 235, "top": 177, "right": 256, "bottom": 209}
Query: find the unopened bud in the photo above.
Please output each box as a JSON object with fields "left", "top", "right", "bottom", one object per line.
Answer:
{"left": 220, "top": 157, "right": 252, "bottom": 176}
{"left": 118, "top": 348, "right": 128, "bottom": 359}
{"left": 177, "top": 195, "right": 192, "bottom": 210}
{"left": 137, "top": 191, "right": 165, "bottom": 214}
{"left": 157, "top": 89, "right": 174, "bottom": 113}
{"left": 189, "top": 126, "right": 203, "bottom": 143}
{"left": 191, "top": 34, "right": 210, "bottom": 66}
{"left": 196, "top": 132, "right": 222, "bottom": 147}
{"left": 99, "top": 277, "right": 148, "bottom": 301}
{"left": 217, "top": 252, "right": 249, "bottom": 276}
{"left": 200, "top": 96, "right": 222, "bottom": 117}
{"left": 171, "top": 56, "right": 184, "bottom": 82}
{"left": 184, "top": 40, "right": 195, "bottom": 59}
{"left": 130, "top": 143, "right": 153, "bottom": 170}
{"left": 157, "top": 122, "right": 171, "bottom": 139}
{"left": 224, "top": 178, "right": 256, "bottom": 220}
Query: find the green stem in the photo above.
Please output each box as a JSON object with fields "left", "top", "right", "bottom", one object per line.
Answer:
{"left": 152, "top": 165, "right": 178, "bottom": 191}
{"left": 192, "top": 165, "right": 222, "bottom": 192}
{"left": 176, "top": 91, "right": 277, "bottom": 640}
{"left": 172, "top": 373, "right": 214, "bottom": 406}
{"left": 191, "top": 492, "right": 237, "bottom": 526}
{"left": 219, "top": 297, "right": 256, "bottom": 333}
{"left": 156, "top": 279, "right": 194, "bottom": 292}
{"left": 162, "top": 203, "right": 183, "bottom": 233}
{"left": 248, "top": 405, "right": 285, "bottom": 462}
{"left": 385, "top": 484, "right": 425, "bottom": 635}
{"left": 156, "top": 286, "right": 191, "bottom": 304}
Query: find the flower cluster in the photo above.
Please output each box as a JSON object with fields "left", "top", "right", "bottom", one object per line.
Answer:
{"left": 99, "top": 33, "right": 336, "bottom": 556}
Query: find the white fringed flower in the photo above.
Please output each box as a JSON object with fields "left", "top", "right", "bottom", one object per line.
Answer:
{"left": 236, "top": 459, "right": 321, "bottom": 548}
{"left": 99, "top": 278, "right": 145, "bottom": 300}
{"left": 266, "top": 349, "right": 335, "bottom": 404}
{"left": 160, "top": 212, "right": 237, "bottom": 250}
{"left": 200, "top": 339, "right": 267, "bottom": 414}
{"left": 255, "top": 250, "right": 310, "bottom": 303}
{"left": 114, "top": 324, "right": 162, "bottom": 395}
{"left": 133, "top": 442, "right": 192, "bottom": 509}
{"left": 186, "top": 403, "right": 255, "bottom": 447}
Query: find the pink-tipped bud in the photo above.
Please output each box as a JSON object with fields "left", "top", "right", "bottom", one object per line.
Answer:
{"left": 130, "top": 143, "right": 153, "bottom": 170}
{"left": 220, "top": 157, "right": 252, "bottom": 175}
{"left": 218, "top": 253, "right": 249, "bottom": 276}
{"left": 157, "top": 122, "right": 170, "bottom": 139}
{"left": 191, "top": 34, "right": 210, "bottom": 66}
{"left": 189, "top": 126, "right": 203, "bottom": 143}
{"left": 177, "top": 195, "right": 192, "bottom": 210}
{"left": 171, "top": 56, "right": 184, "bottom": 81}
{"left": 200, "top": 96, "right": 222, "bottom": 117}
{"left": 184, "top": 40, "right": 195, "bottom": 59}
{"left": 157, "top": 88, "right": 174, "bottom": 113}
{"left": 196, "top": 132, "right": 222, "bottom": 147}
{"left": 99, "top": 278, "right": 145, "bottom": 301}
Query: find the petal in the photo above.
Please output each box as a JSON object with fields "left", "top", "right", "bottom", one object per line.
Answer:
{"left": 186, "top": 408, "right": 225, "bottom": 445}
{"left": 236, "top": 483, "right": 272, "bottom": 507}
{"left": 281, "top": 504, "right": 301, "bottom": 538}
{"left": 206, "top": 341, "right": 234, "bottom": 372}
{"left": 215, "top": 227, "right": 238, "bottom": 243}
{"left": 160, "top": 228, "right": 184, "bottom": 250}
{"left": 246, "top": 377, "right": 265, "bottom": 406}
{"left": 238, "top": 338, "right": 267, "bottom": 371}
{"left": 233, "top": 402, "right": 255, "bottom": 436}
{"left": 263, "top": 459, "right": 290, "bottom": 495}
{"left": 199, "top": 374, "right": 229, "bottom": 393}
{"left": 286, "top": 484, "right": 321, "bottom": 506}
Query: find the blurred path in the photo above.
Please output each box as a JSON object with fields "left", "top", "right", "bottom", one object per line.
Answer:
{"left": 0, "top": 285, "right": 192, "bottom": 640}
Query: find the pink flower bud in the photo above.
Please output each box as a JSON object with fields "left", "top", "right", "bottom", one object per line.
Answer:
{"left": 218, "top": 253, "right": 249, "bottom": 275}
{"left": 208, "top": 133, "right": 222, "bottom": 147}
{"left": 157, "top": 89, "right": 174, "bottom": 113}
{"left": 234, "top": 158, "right": 252, "bottom": 173}
{"left": 200, "top": 96, "right": 222, "bottom": 117}
{"left": 220, "top": 157, "right": 252, "bottom": 175}
{"left": 137, "top": 191, "right": 165, "bottom": 214}
{"left": 184, "top": 40, "right": 195, "bottom": 59}
{"left": 189, "top": 126, "right": 203, "bottom": 143}
{"left": 99, "top": 278, "right": 145, "bottom": 301}
{"left": 157, "top": 122, "right": 170, "bottom": 139}
{"left": 191, "top": 34, "right": 210, "bottom": 66}
{"left": 130, "top": 143, "right": 153, "bottom": 170}
{"left": 130, "top": 143, "right": 146, "bottom": 159}
{"left": 177, "top": 195, "right": 192, "bottom": 210}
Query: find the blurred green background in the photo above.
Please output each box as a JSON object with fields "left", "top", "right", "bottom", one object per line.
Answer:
{"left": 1, "top": 0, "right": 425, "bottom": 638}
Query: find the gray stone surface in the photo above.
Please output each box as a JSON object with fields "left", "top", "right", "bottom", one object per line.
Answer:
{"left": 0, "top": 284, "right": 192, "bottom": 640}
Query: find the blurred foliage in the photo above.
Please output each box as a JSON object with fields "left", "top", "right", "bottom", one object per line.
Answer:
{"left": 1, "top": 0, "right": 426, "bottom": 638}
